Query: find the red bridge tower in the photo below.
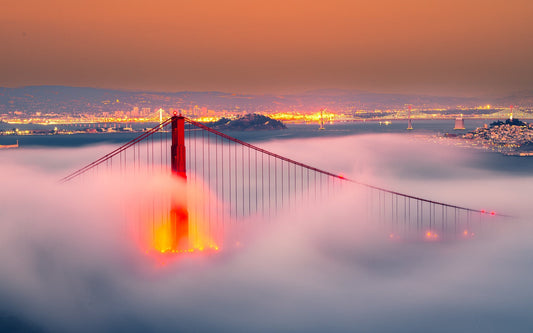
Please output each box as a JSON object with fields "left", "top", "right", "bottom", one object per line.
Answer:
{"left": 170, "top": 114, "right": 189, "bottom": 250}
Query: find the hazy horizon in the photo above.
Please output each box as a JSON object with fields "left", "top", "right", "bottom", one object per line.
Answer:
{"left": 3, "top": 84, "right": 533, "bottom": 99}
{"left": 2, "top": 0, "right": 533, "bottom": 97}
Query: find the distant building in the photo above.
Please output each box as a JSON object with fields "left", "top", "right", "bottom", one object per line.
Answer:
{"left": 454, "top": 116, "right": 465, "bottom": 130}
{"left": 406, "top": 105, "right": 413, "bottom": 130}
{"left": 407, "top": 118, "right": 413, "bottom": 130}
{"left": 141, "top": 108, "right": 151, "bottom": 117}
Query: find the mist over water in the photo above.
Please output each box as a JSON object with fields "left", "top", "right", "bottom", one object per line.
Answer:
{"left": 1, "top": 134, "right": 532, "bottom": 332}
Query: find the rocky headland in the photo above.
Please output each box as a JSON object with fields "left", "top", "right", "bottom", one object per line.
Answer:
{"left": 209, "top": 114, "right": 287, "bottom": 131}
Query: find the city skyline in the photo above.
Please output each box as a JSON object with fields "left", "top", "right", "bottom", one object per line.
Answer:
{"left": 1, "top": 0, "right": 533, "bottom": 96}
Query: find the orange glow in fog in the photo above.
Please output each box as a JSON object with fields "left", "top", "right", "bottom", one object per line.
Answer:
{"left": 151, "top": 215, "right": 219, "bottom": 254}
{"left": 388, "top": 233, "right": 400, "bottom": 240}
{"left": 424, "top": 231, "right": 439, "bottom": 241}
{"left": 124, "top": 175, "right": 225, "bottom": 257}
{"left": 128, "top": 181, "right": 222, "bottom": 257}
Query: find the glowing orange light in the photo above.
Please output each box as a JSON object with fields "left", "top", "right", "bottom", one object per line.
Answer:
{"left": 152, "top": 217, "right": 219, "bottom": 254}
{"left": 424, "top": 231, "right": 439, "bottom": 241}
{"left": 491, "top": 211, "right": 495, "bottom": 216}
{"left": 195, "top": 116, "right": 221, "bottom": 122}
{"left": 140, "top": 208, "right": 220, "bottom": 256}
{"left": 481, "top": 209, "right": 486, "bottom": 213}
{"left": 388, "top": 233, "right": 400, "bottom": 240}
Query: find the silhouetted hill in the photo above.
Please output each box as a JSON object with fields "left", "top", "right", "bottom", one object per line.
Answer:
{"left": 1, "top": 85, "right": 533, "bottom": 116}
{"left": 210, "top": 114, "right": 286, "bottom": 131}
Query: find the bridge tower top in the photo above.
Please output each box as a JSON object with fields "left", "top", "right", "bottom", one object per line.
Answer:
{"left": 171, "top": 115, "right": 187, "bottom": 179}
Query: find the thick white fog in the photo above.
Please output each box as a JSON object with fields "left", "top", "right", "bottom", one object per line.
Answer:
{"left": 1, "top": 134, "right": 532, "bottom": 332}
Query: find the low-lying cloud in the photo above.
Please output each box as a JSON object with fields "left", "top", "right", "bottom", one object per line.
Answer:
{"left": 1, "top": 134, "right": 532, "bottom": 332}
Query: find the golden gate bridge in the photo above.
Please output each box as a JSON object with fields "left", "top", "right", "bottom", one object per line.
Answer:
{"left": 60, "top": 114, "right": 504, "bottom": 254}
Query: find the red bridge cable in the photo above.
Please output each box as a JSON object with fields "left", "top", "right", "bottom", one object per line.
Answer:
{"left": 60, "top": 116, "right": 508, "bottom": 218}
{"left": 59, "top": 118, "right": 173, "bottom": 183}
{"left": 183, "top": 117, "right": 506, "bottom": 216}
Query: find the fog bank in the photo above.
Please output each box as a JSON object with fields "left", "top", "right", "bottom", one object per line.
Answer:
{"left": 1, "top": 134, "right": 532, "bottom": 332}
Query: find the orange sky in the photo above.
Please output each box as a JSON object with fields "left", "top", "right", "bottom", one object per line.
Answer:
{"left": 1, "top": 0, "right": 532, "bottom": 96}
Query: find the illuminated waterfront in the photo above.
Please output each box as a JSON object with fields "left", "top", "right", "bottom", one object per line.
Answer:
{"left": 0, "top": 119, "right": 487, "bottom": 145}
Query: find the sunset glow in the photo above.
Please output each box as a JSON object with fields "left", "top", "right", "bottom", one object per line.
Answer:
{"left": 2, "top": 0, "right": 532, "bottom": 95}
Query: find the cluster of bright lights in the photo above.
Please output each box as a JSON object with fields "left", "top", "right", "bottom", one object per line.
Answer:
{"left": 480, "top": 209, "right": 496, "bottom": 216}
{"left": 387, "top": 229, "right": 482, "bottom": 242}
{"left": 149, "top": 214, "right": 220, "bottom": 256}
{"left": 157, "top": 244, "right": 220, "bottom": 254}
{"left": 268, "top": 111, "right": 336, "bottom": 122}
{"left": 424, "top": 231, "right": 439, "bottom": 241}
{"left": 194, "top": 116, "right": 222, "bottom": 122}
